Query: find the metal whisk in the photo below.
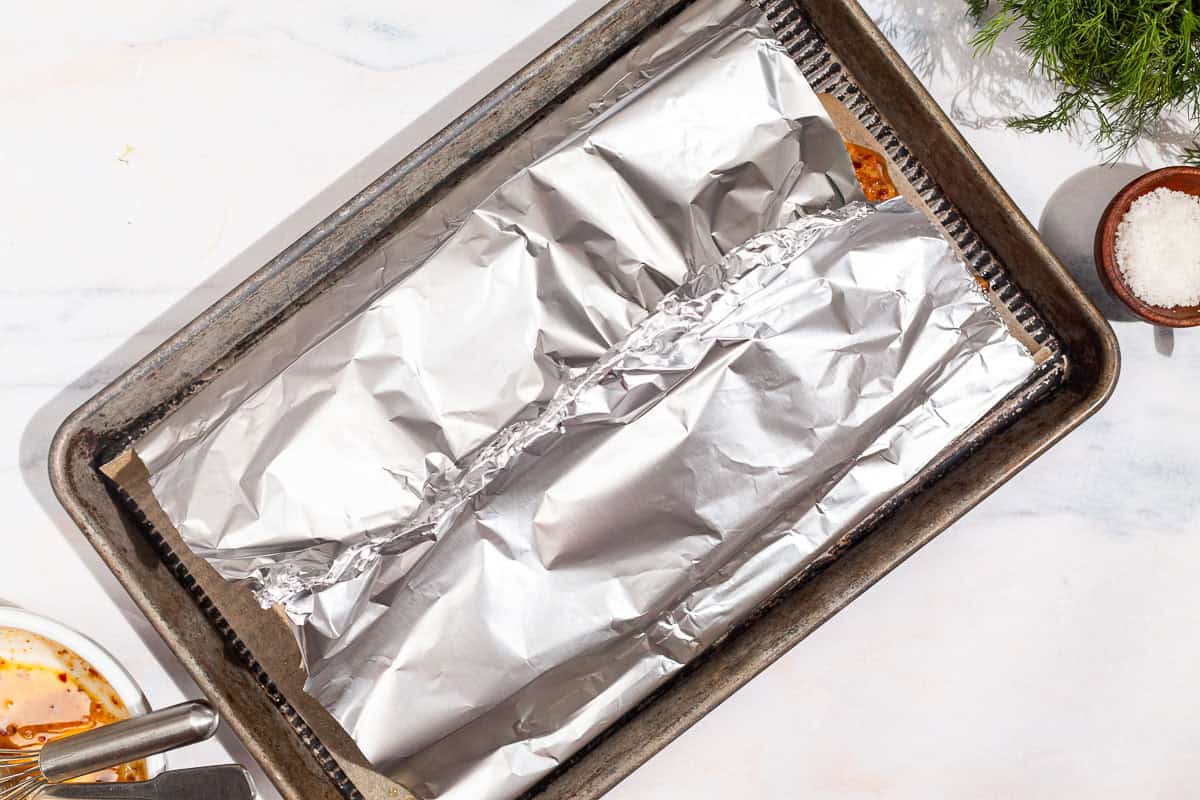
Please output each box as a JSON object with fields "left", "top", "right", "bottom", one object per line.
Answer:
{"left": 0, "top": 701, "right": 218, "bottom": 800}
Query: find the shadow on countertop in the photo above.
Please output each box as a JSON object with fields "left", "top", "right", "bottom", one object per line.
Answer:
{"left": 867, "top": 0, "right": 1197, "bottom": 163}
{"left": 1038, "top": 164, "right": 1147, "bottom": 323}
{"left": 16, "top": 279, "right": 274, "bottom": 791}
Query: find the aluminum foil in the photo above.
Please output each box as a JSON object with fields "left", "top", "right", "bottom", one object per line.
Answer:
{"left": 306, "top": 199, "right": 1035, "bottom": 800}
{"left": 131, "top": 2, "right": 1036, "bottom": 799}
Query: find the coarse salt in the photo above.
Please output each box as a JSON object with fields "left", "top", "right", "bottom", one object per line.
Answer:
{"left": 1115, "top": 186, "right": 1200, "bottom": 307}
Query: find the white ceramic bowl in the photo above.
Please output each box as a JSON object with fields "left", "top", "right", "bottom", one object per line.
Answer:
{"left": 0, "top": 607, "right": 167, "bottom": 777}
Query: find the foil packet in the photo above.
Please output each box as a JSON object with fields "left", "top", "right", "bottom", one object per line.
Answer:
{"left": 128, "top": 2, "right": 1037, "bottom": 799}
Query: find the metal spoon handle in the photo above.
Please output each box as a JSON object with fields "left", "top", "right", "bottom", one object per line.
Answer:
{"left": 40, "top": 765, "right": 255, "bottom": 799}
{"left": 39, "top": 701, "right": 219, "bottom": 783}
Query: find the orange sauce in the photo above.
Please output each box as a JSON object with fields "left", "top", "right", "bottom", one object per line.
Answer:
{"left": 0, "top": 650, "right": 145, "bottom": 783}
{"left": 845, "top": 142, "right": 899, "bottom": 202}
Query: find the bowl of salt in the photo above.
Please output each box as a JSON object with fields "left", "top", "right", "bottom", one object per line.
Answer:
{"left": 1095, "top": 165, "right": 1200, "bottom": 327}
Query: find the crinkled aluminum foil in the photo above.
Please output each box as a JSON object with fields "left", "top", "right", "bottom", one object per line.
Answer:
{"left": 311, "top": 200, "right": 1036, "bottom": 800}
{"left": 138, "top": 0, "right": 860, "bottom": 605}
{"left": 132, "top": 3, "right": 1036, "bottom": 799}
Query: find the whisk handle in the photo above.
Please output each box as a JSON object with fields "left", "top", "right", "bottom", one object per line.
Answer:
{"left": 39, "top": 701, "right": 219, "bottom": 783}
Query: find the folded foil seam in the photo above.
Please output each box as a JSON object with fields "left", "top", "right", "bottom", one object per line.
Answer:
{"left": 322, "top": 200, "right": 1036, "bottom": 800}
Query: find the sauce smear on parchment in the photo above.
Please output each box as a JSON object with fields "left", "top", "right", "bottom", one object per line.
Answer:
{"left": 845, "top": 142, "right": 899, "bottom": 202}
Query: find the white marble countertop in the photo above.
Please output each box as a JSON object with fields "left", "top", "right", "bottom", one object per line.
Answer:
{"left": 4, "top": 1, "right": 1197, "bottom": 797}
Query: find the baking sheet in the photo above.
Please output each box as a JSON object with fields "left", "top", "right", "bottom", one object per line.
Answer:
{"left": 116, "top": 3, "right": 1041, "bottom": 795}
{"left": 56, "top": 1, "right": 1118, "bottom": 800}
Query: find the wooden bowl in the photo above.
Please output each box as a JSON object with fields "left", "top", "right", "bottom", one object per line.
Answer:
{"left": 1094, "top": 165, "right": 1200, "bottom": 327}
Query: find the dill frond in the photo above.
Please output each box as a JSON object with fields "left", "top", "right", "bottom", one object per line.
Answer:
{"left": 965, "top": 0, "right": 1200, "bottom": 158}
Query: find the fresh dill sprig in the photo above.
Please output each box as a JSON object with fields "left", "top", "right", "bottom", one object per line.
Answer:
{"left": 966, "top": 1, "right": 1200, "bottom": 159}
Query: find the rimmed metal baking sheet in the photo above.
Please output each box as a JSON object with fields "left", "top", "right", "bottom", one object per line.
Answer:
{"left": 49, "top": 1, "right": 1118, "bottom": 799}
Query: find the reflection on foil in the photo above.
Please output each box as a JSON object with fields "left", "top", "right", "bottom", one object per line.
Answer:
{"left": 138, "top": 0, "right": 860, "bottom": 609}
{"left": 315, "top": 201, "right": 1035, "bottom": 800}
{"left": 132, "top": 2, "right": 1036, "bottom": 800}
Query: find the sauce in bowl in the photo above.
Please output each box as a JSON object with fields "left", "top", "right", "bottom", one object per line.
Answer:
{"left": 0, "top": 628, "right": 146, "bottom": 782}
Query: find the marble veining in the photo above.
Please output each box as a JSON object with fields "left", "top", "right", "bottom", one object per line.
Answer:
{"left": 5, "top": 1, "right": 573, "bottom": 71}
